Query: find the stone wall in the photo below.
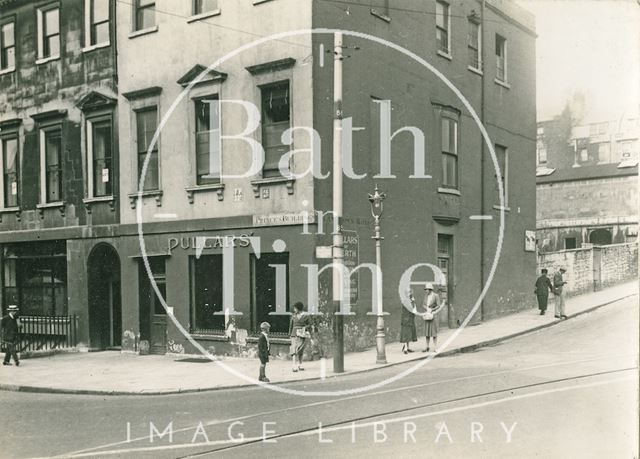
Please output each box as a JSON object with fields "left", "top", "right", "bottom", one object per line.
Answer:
{"left": 538, "top": 242, "right": 637, "bottom": 296}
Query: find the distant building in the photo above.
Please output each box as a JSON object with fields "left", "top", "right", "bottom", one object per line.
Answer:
{"left": 536, "top": 116, "right": 639, "bottom": 252}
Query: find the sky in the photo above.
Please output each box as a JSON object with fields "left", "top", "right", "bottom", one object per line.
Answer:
{"left": 517, "top": 0, "right": 640, "bottom": 123}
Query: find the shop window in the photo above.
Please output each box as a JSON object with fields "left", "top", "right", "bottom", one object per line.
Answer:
{"left": 436, "top": 1, "right": 450, "bottom": 55}
{"left": 194, "top": 97, "right": 221, "bottom": 185}
{"left": 0, "top": 20, "right": 15, "bottom": 71}
{"left": 37, "top": 4, "right": 60, "bottom": 60}
{"left": 0, "top": 136, "right": 19, "bottom": 207}
{"left": 251, "top": 252, "right": 289, "bottom": 334}
{"left": 190, "top": 255, "right": 224, "bottom": 333}
{"left": 441, "top": 116, "right": 458, "bottom": 189}
{"left": 2, "top": 242, "right": 67, "bottom": 316}
{"left": 85, "top": 0, "right": 110, "bottom": 47}
{"left": 260, "top": 81, "right": 291, "bottom": 177}
{"left": 40, "top": 127, "right": 63, "bottom": 203}
{"left": 136, "top": 107, "right": 159, "bottom": 191}
{"left": 87, "top": 117, "right": 113, "bottom": 197}
{"left": 134, "top": 0, "right": 155, "bottom": 31}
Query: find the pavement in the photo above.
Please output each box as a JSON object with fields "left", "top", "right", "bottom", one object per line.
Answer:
{"left": 0, "top": 281, "right": 636, "bottom": 396}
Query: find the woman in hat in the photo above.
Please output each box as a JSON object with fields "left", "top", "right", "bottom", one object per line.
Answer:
{"left": 421, "top": 283, "right": 444, "bottom": 353}
{"left": 288, "top": 301, "right": 311, "bottom": 372}
{"left": 400, "top": 288, "right": 418, "bottom": 354}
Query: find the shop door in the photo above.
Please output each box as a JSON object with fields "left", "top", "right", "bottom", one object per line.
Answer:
{"left": 139, "top": 258, "right": 167, "bottom": 355}
{"left": 437, "top": 234, "right": 454, "bottom": 328}
{"left": 251, "top": 253, "right": 290, "bottom": 334}
{"left": 88, "top": 244, "right": 122, "bottom": 350}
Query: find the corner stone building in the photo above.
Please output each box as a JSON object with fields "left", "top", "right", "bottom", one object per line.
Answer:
{"left": 0, "top": 0, "right": 537, "bottom": 358}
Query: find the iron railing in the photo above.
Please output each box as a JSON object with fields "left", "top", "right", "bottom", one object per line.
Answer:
{"left": 16, "top": 315, "right": 79, "bottom": 352}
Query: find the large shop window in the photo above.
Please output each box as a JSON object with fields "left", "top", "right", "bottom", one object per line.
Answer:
{"left": 190, "top": 255, "right": 224, "bottom": 333}
{"left": 251, "top": 252, "right": 289, "bottom": 335}
{"left": 3, "top": 242, "right": 67, "bottom": 316}
{"left": 136, "top": 107, "right": 159, "bottom": 191}
{"left": 260, "top": 81, "right": 291, "bottom": 178}
{"left": 194, "top": 97, "right": 221, "bottom": 185}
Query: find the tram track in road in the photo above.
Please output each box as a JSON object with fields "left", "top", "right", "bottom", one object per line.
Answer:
{"left": 177, "top": 366, "right": 637, "bottom": 458}
{"left": 53, "top": 352, "right": 636, "bottom": 459}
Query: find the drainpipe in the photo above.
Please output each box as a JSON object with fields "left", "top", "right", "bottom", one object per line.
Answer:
{"left": 479, "top": 0, "right": 486, "bottom": 322}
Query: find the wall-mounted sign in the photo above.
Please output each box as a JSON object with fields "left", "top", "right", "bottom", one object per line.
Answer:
{"left": 253, "top": 212, "right": 316, "bottom": 227}
{"left": 343, "top": 230, "right": 359, "bottom": 303}
{"left": 525, "top": 230, "right": 536, "bottom": 252}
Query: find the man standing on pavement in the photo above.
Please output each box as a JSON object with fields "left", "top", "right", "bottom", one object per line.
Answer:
{"left": 553, "top": 267, "right": 568, "bottom": 319}
{"left": 1, "top": 305, "right": 20, "bottom": 366}
{"left": 535, "top": 269, "right": 554, "bottom": 315}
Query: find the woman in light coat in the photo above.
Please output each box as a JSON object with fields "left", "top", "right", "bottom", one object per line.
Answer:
{"left": 288, "top": 301, "right": 310, "bottom": 372}
{"left": 422, "top": 282, "right": 445, "bottom": 353}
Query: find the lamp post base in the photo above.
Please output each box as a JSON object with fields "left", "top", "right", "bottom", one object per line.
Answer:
{"left": 375, "top": 315, "right": 387, "bottom": 364}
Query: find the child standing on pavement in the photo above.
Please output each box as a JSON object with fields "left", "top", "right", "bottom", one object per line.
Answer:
{"left": 258, "top": 322, "right": 271, "bottom": 382}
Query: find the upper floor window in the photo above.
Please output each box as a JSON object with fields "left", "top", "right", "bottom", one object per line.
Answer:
{"left": 436, "top": 1, "right": 450, "bottom": 55}
{"left": 495, "top": 34, "right": 507, "bottom": 82}
{"left": 85, "top": 0, "right": 110, "bottom": 47}
{"left": 194, "top": 97, "right": 221, "bottom": 185}
{"left": 134, "top": 0, "right": 156, "bottom": 31}
{"left": 87, "top": 117, "right": 113, "bottom": 197}
{"left": 467, "top": 20, "right": 481, "bottom": 70}
{"left": 494, "top": 144, "right": 508, "bottom": 206}
{"left": 136, "top": 107, "right": 160, "bottom": 191}
{"left": 0, "top": 136, "right": 19, "bottom": 208}
{"left": 37, "top": 5, "right": 60, "bottom": 60}
{"left": 260, "top": 81, "right": 291, "bottom": 178}
{"left": 0, "top": 20, "right": 16, "bottom": 71}
{"left": 193, "top": 0, "right": 218, "bottom": 15}
{"left": 536, "top": 139, "right": 547, "bottom": 165}
{"left": 40, "top": 127, "right": 63, "bottom": 203}
{"left": 441, "top": 116, "right": 458, "bottom": 189}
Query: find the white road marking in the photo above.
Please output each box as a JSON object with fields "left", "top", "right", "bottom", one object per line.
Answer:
{"left": 319, "top": 43, "right": 325, "bottom": 67}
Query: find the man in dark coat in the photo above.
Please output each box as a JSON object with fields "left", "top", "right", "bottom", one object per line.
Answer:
{"left": 258, "top": 321, "right": 271, "bottom": 382}
{"left": 1, "top": 304, "right": 20, "bottom": 366}
{"left": 534, "top": 269, "right": 554, "bottom": 315}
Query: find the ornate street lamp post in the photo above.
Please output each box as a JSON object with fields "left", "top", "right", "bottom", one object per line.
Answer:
{"left": 368, "top": 184, "right": 388, "bottom": 364}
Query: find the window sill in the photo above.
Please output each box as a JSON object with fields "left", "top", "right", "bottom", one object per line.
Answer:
{"left": 0, "top": 66, "right": 16, "bottom": 76}
{"left": 187, "top": 9, "right": 221, "bottom": 23}
{"left": 128, "top": 190, "right": 163, "bottom": 208}
{"left": 494, "top": 78, "right": 511, "bottom": 89}
{"left": 467, "top": 65, "right": 483, "bottom": 76}
{"left": 492, "top": 205, "right": 511, "bottom": 212}
{"left": 251, "top": 176, "right": 295, "bottom": 197}
{"left": 35, "top": 55, "right": 60, "bottom": 65}
{"left": 83, "top": 196, "right": 115, "bottom": 213}
{"left": 82, "top": 41, "right": 110, "bottom": 53}
{"left": 128, "top": 26, "right": 159, "bottom": 39}
{"left": 0, "top": 206, "right": 21, "bottom": 222}
{"left": 370, "top": 8, "right": 391, "bottom": 22}
{"left": 186, "top": 183, "right": 225, "bottom": 203}
{"left": 36, "top": 201, "right": 65, "bottom": 218}
{"left": 436, "top": 50, "right": 452, "bottom": 61}
{"left": 437, "top": 187, "right": 460, "bottom": 196}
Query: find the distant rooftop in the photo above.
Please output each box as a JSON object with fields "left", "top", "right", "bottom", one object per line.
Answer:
{"left": 536, "top": 163, "right": 638, "bottom": 184}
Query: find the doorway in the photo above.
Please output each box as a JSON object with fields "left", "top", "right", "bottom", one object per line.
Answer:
{"left": 87, "top": 244, "right": 122, "bottom": 350}
{"left": 139, "top": 257, "right": 167, "bottom": 355}
{"left": 251, "top": 252, "right": 290, "bottom": 334}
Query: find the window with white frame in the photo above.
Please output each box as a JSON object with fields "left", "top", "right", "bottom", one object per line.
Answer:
{"left": 495, "top": 34, "right": 507, "bottom": 82}
{"left": 537, "top": 139, "right": 547, "bottom": 165}
{"left": 85, "top": 0, "right": 110, "bottom": 47}
{"left": 193, "top": 0, "right": 218, "bottom": 15}
{"left": 494, "top": 144, "right": 508, "bottom": 206}
{"left": 260, "top": 81, "right": 291, "bottom": 178}
{"left": 467, "top": 19, "right": 481, "bottom": 70}
{"left": 194, "top": 96, "right": 221, "bottom": 185}
{"left": 436, "top": 1, "right": 450, "bottom": 55}
{"left": 0, "top": 136, "right": 19, "bottom": 208}
{"left": 40, "top": 127, "right": 63, "bottom": 203}
{"left": 134, "top": 0, "right": 155, "bottom": 31}
{"left": 37, "top": 4, "right": 60, "bottom": 60}
{"left": 136, "top": 107, "right": 160, "bottom": 191}
{"left": 441, "top": 115, "right": 458, "bottom": 189}
{"left": 0, "top": 20, "right": 16, "bottom": 71}
{"left": 86, "top": 117, "right": 113, "bottom": 197}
